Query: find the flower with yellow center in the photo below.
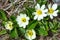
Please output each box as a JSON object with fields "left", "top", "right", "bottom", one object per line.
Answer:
{"left": 5, "top": 21, "right": 13, "bottom": 30}
{"left": 48, "top": 8, "right": 54, "bottom": 14}
{"left": 33, "top": 3, "right": 48, "bottom": 21}
{"left": 25, "top": 29, "right": 36, "bottom": 40}
{"left": 21, "top": 18, "right": 26, "bottom": 23}
{"left": 36, "top": 10, "right": 42, "bottom": 15}
{"left": 16, "top": 14, "right": 29, "bottom": 28}
{"left": 48, "top": 4, "right": 58, "bottom": 19}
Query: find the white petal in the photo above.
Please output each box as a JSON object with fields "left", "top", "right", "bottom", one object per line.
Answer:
{"left": 43, "top": 9, "right": 48, "bottom": 12}
{"left": 52, "top": 4, "right": 58, "bottom": 10}
{"left": 23, "top": 14, "right": 27, "bottom": 17}
{"left": 26, "top": 17, "right": 30, "bottom": 20}
{"left": 38, "top": 17, "right": 41, "bottom": 21}
{"left": 31, "top": 30, "right": 36, "bottom": 39}
{"left": 32, "top": 12, "right": 36, "bottom": 15}
{"left": 53, "top": 10, "right": 58, "bottom": 16}
{"left": 19, "top": 24, "right": 22, "bottom": 27}
{"left": 25, "top": 34, "right": 31, "bottom": 40}
{"left": 34, "top": 15, "right": 38, "bottom": 20}
{"left": 48, "top": 4, "right": 51, "bottom": 9}
{"left": 5, "top": 24, "right": 9, "bottom": 29}
{"left": 54, "top": 10, "right": 58, "bottom": 13}
{"left": 38, "top": 16, "right": 43, "bottom": 20}
{"left": 35, "top": 3, "right": 40, "bottom": 10}
{"left": 53, "top": 13, "right": 57, "bottom": 17}
{"left": 32, "top": 34, "right": 36, "bottom": 39}
{"left": 23, "top": 25, "right": 26, "bottom": 28}
{"left": 29, "top": 39, "right": 32, "bottom": 40}
{"left": 25, "top": 21, "right": 29, "bottom": 25}
{"left": 40, "top": 16, "right": 44, "bottom": 19}
{"left": 50, "top": 15, "right": 53, "bottom": 19}
{"left": 20, "top": 23, "right": 26, "bottom": 28}
{"left": 42, "top": 13, "right": 47, "bottom": 17}
{"left": 41, "top": 5, "right": 45, "bottom": 10}
{"left": 20, "top": 14, "right": 24, "bottom": 17}
{"left": 20, "top": 14, "right": 26, "bottom": 17}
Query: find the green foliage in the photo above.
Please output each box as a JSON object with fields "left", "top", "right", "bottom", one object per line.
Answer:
{"left": 10, "top": 15, "right": 16, "bottom": 22}
{"left": 10, "top": 28, "right": 18, "bottom": 38}
{"left": 19, "top": 27, "right": 25, "bottom": 35}
{"left": 0, "top": 0, "right": 60, "bottom": 39}
{"left": 49, "top": 19, "right": 59, "bottom": 33}
{"left": 36, "top": 0, "right": 47, "bottom": 5}
{"left": 57, "top": 6, "right": 60, "bottom": 14}
{"left": 27, "top": 20, "right": 38, "bottom": 29}
{"left": 38, "top": 26, "right": 48, "bottom": 36}
{"left": 36, "top": 20, "right": 48, "bottom": 36}
{"left": 41, "top": 20, "right": 49, "bottom": 31}
{"left": 0, "top": 9, "right": 7, "bottom": 21}
{"left": 0, "top": 29, "right": 7, "bottom": 35}
{"left": 26, "top": 7, "right": 35, "bottom": 18}
{"left": 10, "top": 15, "right": 18, "bottom": 28}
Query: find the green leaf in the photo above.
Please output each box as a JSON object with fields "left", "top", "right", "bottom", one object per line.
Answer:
{"left": 38, "top": 27, "right": 48, "bottom": 36}
{"left": 41, "top": 0, "right": 47, "bottom": 4}
{"left": 2, "top": 21, "right": 6, "bottom": 26}
{"left": 10, "top": 15, "right": 18, "bottom": 28}
{"left": 10, "top": 15, "right": 16, "bottom": 21}
{"left": 10, "top": 28, "right": 18, "bottom": 38}
{"left": 45, "top": 22, "right": 49, "bottom": 31}
{"left": 26, "top": 7, "right": 35, "bottom": 18}
{"left": 49, "top": 22, "right": 54, "bottom": 29}
{"left": 36, "top": 0, "right": 47, "bottom": 5}
{"left": 0, "top": 9, "right": 7, "bottom": 21}
{"left": 39, "top": 20, "right": 49, "bottom": 31}
{"left": 42, "top": 20, "right": 49, "bottom": 31}
{"left": 27, "top": 20, "right": 38, "bottom": 29}
{"left": 19, "top": 27, "right": 25, "bottom": 34}
{"left": 26, "top": 7, "right": 35, "bottom": 13}
{"left": 57, "top": 6, "right": 60, "bottom": 14}
{"left": 51, "top": 30, "right": 57, "bottom": 33}
{"left": 0, "top": 30, "right": 7, "bottom": 35}
{"left": 36, "top": 0, "right": 41, "bottom": 4}
{"left": 58, "top": 22, "right": 60, "bottom": 28}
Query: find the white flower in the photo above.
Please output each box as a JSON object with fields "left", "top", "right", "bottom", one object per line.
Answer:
{"left": 33, "top": 3, "right": 48, "bottom": 21}
{"left": 16, "top": 14, "right": 29, "bottom": 28}
{"left": 48, "top": 3, "right": 58, "bottom": 19}
{"left": 5, "top": 21, "right": 13, "bottom": 30}
{"left": 25, "top": 29, "right": 36, "bottom": 40}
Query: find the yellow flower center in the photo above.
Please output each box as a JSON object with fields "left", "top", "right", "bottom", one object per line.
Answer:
{"left": 21, "top": 18, "right": 26, "bottom": 22}
{"left": 48, "top": 8, "right": 54, "bottom": 14}
{"left": 27, "top": 30, "right": 33, "bottom": 37}
{"left": 36, "top": 10, "right": 42, "bottom": 15}
{"left": 8, "top": 22, "right": 13, "bottom": 28}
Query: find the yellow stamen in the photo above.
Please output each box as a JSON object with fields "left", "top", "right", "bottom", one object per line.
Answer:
{"left": 8, "top": 22, "right": 13, "bottom": 28}
{"left": 48, "top": 8, "right": 54, "bottom": 14}
{"left": 27, "top": 30, "right": 33, "bottom": 36}
{"left": 21, "top": 18, "right": 26, "bottom": 22}
{"left": 36, "top": 10, "right": 42, "bottom": 15}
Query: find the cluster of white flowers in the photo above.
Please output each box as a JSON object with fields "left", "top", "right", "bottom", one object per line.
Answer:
{"left": 5, "top": 3, "right": 58, "bottom": 40}
{"left": 16, "top": 3, "right": 58, "bottom": 40}
{"left": 16, "top": 3, "right": 58, "bottom": 29}
{"left": 33, "top": 3, "right": 58, "bottom": 20}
